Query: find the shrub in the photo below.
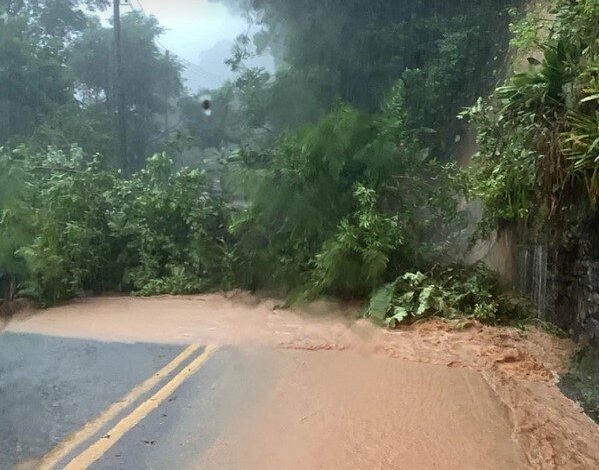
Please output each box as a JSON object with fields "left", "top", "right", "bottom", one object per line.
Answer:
{"left": 14, "top": 147, "right": 117, "bottom": 304}
{"left": 464, "top": 0, "right": 599, "bottom": 237}
{"left": 108, "top": 153, "right": 230, "bottom": 295}
{"left": 364, "top": 263, "right": 531, "bottom": 327}
{"left": 309, "top": 184, "right": 401, "bottom": 298}
{"left": 230, "top": 82, "right": 464, "bottom": 296}
{"left": 1, "top": 148, "right": 231, "bottom": 304}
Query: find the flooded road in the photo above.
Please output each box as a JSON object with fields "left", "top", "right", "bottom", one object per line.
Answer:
{"left": 2, "top": 293, "right": 599, "bottom": 469}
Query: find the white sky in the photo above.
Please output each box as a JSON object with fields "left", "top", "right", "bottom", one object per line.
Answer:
{"left": 135, "top": 0, "right": 246, "bottom": 63}
{"left": 102, "top": 0, "right": 248, "bottom": 63}
{"left": 99, "top": 0, "right": 267, "bottom": 91}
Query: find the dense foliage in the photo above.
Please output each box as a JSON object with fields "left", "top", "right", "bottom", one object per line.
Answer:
{"left": 464, "top": 0, "right": 599, "bottom": 238}
{"left": 230, "top": 82, "right": 463, "bottom": 297}
{"left": 0, "top": 148, "right": 228, "bottom": 305}
{"left": 69, "top": 12, "right": 183, "bottom": 167}
{"left": 364, "top": 263, "right": 532, "bottom": 327}
{"left": 4, "top": 0, "right": 590, "bottom": 335}
{"left": 0, "top": 2, "right": 182, "bottom": 169}
{"left": 221, "top": 0, "right": 518, "bottom": 155}
{"left": 108, "top": 154, "right": 229, "bottom": 296}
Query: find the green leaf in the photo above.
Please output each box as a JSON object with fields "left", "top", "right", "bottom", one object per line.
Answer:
{"left": 400, "top": 271, "right": 426, "bottom": 286}
{"left": 385, "top": 306, "right": 410, "bottom": 328}
{"left": 527, "top": 57, "right": 542, "bottom": 66}
{"left": 365, "top": 283, "right": 395, "bottom": 322}
{"left": 416, "top": 285, "right": 436, "bottom": 316}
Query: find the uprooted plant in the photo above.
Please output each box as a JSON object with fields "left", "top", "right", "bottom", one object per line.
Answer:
{"left": 364, "top": 263, "right": 534, "bottom": 328}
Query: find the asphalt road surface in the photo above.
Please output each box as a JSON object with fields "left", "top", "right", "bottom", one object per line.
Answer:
{"left": 3, "top": 295, "right": 599, "bottom": 469}
{"left": 1, "top": 329, "right": 532, "bottom": 470}
{"left": 0, "top": 332, "right": 276, "bottom": 469}
{"left": 7, "top": 287, "right": 566, "bottom": 470}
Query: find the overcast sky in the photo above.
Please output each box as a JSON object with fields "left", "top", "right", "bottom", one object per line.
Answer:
{"left": 101, "top": 0, "right": 271, "bottom": 91}
{"left": 106, "top": 0, "right": 245, "bottom": 62}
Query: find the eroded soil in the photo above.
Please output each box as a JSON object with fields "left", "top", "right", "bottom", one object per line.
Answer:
{"left": 6, "top": 293, "right": 599, "bottom": 469}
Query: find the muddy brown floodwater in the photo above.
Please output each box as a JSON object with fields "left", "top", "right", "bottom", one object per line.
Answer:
{"left": 6, "top": 292, "right": 599, "bottom": 469}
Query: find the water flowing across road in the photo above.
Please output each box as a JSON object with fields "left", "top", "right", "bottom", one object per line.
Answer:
{"left": 2, "top": 293, "right": 598, "bottom": 469}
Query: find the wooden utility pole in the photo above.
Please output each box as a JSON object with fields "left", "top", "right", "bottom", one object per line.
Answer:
{"left": 113, "top": 0, "right": 128, "bottom": 168}
{"left": 164, "top": 49, "right": 170, "bottom": 132}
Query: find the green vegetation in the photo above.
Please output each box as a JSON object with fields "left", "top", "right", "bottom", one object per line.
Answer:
{"left": 2, "top": 0, "right": 597, "bottom": 337}
{"left": 0, "top": 1, "right": 182, "bottom": 168}
{"left": 465, "top": 0, "right": 599, "bottom": 421}
{"left": 224, "top": 0, "right": 517, "bottom": 155}
{"left": 464, "top": 0, "right": 599, "bottom": 238}
{"left": 0, "top": 148, "right": 227, "bottom": 305}
{"left": 229, "top": 86, "right": 461, "bottom": 298}
{"left": 560, "top": 349, "right": 599, "bottom": 422}
{"left": 364, "top": 263, "right": 532, "bottom": 327}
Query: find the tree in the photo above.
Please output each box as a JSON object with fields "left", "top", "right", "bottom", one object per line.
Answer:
{"left": 3, "top": 1, "right": 109, "bottom": 42}
{"left": 0, "top": 14, "right": 72, "bottom": 142}
{"left": 68, "top": 11, "right": 183, "bottom": 168}
{"left": 0, "top": 0, "right": 109, "bottom": 147}
{"left": 226, "top": 0, "right": 519, "bottom": 157}
{"left": 230, "top": 82, "right": 462, "bottom": 293}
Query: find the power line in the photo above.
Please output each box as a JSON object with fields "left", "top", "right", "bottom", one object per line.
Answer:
{"left": 132, "top": 0, "right": 146, "bottom": 15}
{"left": 128, "top": 0, "right": 230, "bottom": 84}
{"left": 129, "top": 0, "right": 169, "bottom": 52}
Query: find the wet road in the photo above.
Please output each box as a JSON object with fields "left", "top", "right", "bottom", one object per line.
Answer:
{"left": 0, "top": 323, "right": 531, "bottom": 470}
{"left": 3, "top": 295, "right": 599, "bottom": 469}
{"left": 0, "top": 332, "right": 273, "bottom": 469}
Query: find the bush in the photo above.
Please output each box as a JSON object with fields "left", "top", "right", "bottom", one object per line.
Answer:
{"left": 10, "top": 147, "right": 117, "bottom": 305}
{"left": 0, "top": 148, "right": 231, "bottom": 304}
{"left": 463, "top": 0, "right": 599, "bottom": 237}
{"left": 309, "top": 184, "right": 401, "bottom": 298}
{"left": 0, "top": 148, "right": 32, "bottom": 301}
{"left": 108, "top": 153, "right": 230, "bottom": 295}
{"left": 230, "top": 81, "right": 464, "bottom": 296}
{"left": 364, "top": 263, "right": 531, "bottom": 327}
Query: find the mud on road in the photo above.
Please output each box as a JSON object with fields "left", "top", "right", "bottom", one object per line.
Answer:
{"left": 6, "top": 292, "right": 599, "bottom": 469}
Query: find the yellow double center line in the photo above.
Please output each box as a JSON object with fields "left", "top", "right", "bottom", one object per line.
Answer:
{"left": 39, "top": 344, "right": 218, "bottom": 470}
